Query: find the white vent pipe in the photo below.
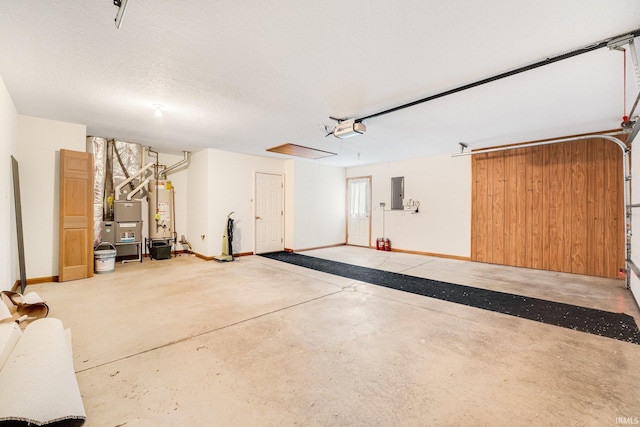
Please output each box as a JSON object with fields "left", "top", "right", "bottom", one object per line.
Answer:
{"left": 114, "top": 162, "right": 155, "bottom": 200}
{"left": 126, "top": 178, "right": 150, "bottom": 201}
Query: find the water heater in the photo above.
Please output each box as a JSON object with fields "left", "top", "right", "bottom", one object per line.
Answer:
{"left": 148, "top": 179, "right": 175, "bottom": 239}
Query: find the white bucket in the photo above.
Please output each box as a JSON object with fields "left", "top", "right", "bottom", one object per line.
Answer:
{"left": 94, "top": 243, "right": 116, "bottom": 274}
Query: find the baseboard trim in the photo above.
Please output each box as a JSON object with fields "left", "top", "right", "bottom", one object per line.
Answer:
{"left": 287, "top": 243, "right": 469, "bottom": 262}
{"left": 12, "top": 276, "right": 59, "bottom": 290}
{"left": 285, "top": 243, "right": 346, "bottom": 253}
{"left": 29, "top": 276, "right": 59, "bottom": 284}
{"left": 193, "top": 253, "right": 214, "bottom": 261}
{"left": 386, "top": 247, "right": 471, "bottom": 261}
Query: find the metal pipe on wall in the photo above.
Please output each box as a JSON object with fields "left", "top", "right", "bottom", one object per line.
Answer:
{"left": 160, "top": 151, "right": 191, "bottom": 179}
{"left": 452, "top": 133, "right": 632, "bottom": 288}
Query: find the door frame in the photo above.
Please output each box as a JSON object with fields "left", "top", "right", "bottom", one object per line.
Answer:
{"left": 254, "top": 172, "right": 284, "bottom": 254}
{"left": 346, "top": 176, "right": 372, "bottom": 247}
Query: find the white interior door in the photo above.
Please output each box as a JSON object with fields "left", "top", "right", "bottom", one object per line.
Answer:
{"left": 255, "top": 173, "right": 284, "bottom": 254}
{"left": 347, "top": 177, "right": 371, "bottom": 247}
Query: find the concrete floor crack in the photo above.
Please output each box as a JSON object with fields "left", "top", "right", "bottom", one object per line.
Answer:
{"left": 75, "top": 290, "right": 343, "bottom": 374}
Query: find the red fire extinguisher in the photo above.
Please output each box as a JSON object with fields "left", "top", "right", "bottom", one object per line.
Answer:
{"left": 376, "top": 238, "right": 383, "bottom": 250}
{"left": 384, "top": 238, "right": 391, "bottom": 251}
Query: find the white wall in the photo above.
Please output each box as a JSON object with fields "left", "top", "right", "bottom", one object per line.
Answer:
{"left": 17, "top": 116, "right": 86, "bottom": 279}
{"left": 0, "top": 76, "right": 18, "bottom": 290}
{"left": 188, "top": 151, "right": 346, "bottom": 257}
{"left": 186, "top": 149, "right": 213, "bottom": 256}
{"left": 188, "top": 148, "right": 286, "bottom": 257}
{"left": 287, "top": 159, "right": 346, "bottom": 250}
{"left": 347, "top": 153, "right": 471, "bottom": 258}
{"left": 208, "top": 149, "right": 285, "bottom": 256}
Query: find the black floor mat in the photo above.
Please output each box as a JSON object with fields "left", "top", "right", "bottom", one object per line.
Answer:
{"left": 260, "top": 251, "right": 640, "bottom": 345}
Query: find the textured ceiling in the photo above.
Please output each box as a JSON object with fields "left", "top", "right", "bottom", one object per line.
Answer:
{"left": 1, "top": 1, "right": 639, "bottom": 166}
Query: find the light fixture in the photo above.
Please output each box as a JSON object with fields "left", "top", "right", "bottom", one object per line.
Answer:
{"left": 152, "top": 104, "right": 163, "bottom": 117}
{"left": 114, "top": 0, "right": 129, "bottom": 29}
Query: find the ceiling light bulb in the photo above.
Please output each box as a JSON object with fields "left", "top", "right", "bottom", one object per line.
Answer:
{"left": 153, "top": 104, "right": 163, "bottom": 117}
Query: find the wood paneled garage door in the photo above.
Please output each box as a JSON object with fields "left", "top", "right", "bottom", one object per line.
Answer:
{"left": 471, "top": 137, "right": 625, "bottom": 278}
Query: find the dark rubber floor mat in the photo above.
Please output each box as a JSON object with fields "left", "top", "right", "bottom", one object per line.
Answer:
{"left": 260, "top": 251, "right": 640, "bottom": 345}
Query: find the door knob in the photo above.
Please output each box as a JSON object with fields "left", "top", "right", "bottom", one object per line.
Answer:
{"left": 256, "top": 216, "right": 262, "bottom": 220}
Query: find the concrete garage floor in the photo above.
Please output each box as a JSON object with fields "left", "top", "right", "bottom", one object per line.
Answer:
{"left": 34, "top": 246, "right": 640, "bottom": 426}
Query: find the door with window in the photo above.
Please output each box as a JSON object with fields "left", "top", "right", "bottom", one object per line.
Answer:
{"left": 347, "top": 177, "right": 371, "bottom": 247}
{"left": 255, "top": 172, "right": 284, "bottom": 254}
